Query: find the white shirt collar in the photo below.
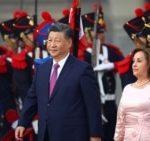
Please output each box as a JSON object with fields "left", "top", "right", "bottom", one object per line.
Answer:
{"left": 52, "top": 53, "right": 70, "bottom": 77}
{"left": 53, "top": 53, "right": 70, "bottom": 67}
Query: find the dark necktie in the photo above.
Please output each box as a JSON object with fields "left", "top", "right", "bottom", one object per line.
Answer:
{"left": 49, "top": 63, "right": 60, "bottom": 96}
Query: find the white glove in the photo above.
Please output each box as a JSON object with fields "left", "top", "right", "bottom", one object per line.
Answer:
{"left": 94, "top": 62, "right": 114, "bottom": 72}
{"left": 11, "top": 120, "right": 18, "bottom": 129}
{"left": 32, "top": 120, "right": 38, "bottom": 134}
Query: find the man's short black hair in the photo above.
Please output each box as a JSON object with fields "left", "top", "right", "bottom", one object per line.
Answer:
{"left": 48, "top": 22, "right": 74, "bottom": 40}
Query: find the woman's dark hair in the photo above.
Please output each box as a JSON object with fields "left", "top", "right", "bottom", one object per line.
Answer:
{"left": 131, "top": 47, "right": 150, "bottom": 77}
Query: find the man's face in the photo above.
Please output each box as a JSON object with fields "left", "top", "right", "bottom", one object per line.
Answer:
{"left": 90, "top": 31, "right": 105, "bottom": 44}
{"left": 22, "top": 32, "right": 34, "bottom": 47}
{"left": 97, "top": 32, "right": 105, "bottom": 44}
{"left": 4, "top": 35, "right": 18, "bottom": 51}
{"left": 46, "top": 31, "right": 72, "bottom": 62}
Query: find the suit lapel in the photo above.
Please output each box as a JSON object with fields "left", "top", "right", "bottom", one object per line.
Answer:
{"left": 49, "top": 55, "right": 75, "bottom": 101}
{"left": 43, "top": 60, "right": 53, "bottom": 100}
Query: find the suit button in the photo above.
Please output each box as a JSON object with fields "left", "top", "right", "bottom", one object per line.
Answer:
{"left": 47, "top": 103, "right": 50, "bottom": 106}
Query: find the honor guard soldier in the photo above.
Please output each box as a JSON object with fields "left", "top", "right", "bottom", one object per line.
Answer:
{"left": 82, "top": 4, "right": 127, "bottom": 141}
{"left": 0, "top": 18, "right": 18, "bottom": 139}
{"left": 116, "top": 3, "right": 150, "bottom": 85}
{"left": 117, "top": 7, "right": 145, "bottom": 85}
{"left": 11, "top": 13, "right": 35, "bottom": 110}
{"left": 33, "top": 11, "right": 55, "bottom": 69}
{"left": 0, "top": 46, "right": 15, "bottom": 110}
{"left": 0, "top": 18, "right": 17, "bottom": 109}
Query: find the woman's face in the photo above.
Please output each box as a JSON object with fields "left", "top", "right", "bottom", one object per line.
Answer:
{"left": 132, "top": 51, "right": 148, "bottom": 78}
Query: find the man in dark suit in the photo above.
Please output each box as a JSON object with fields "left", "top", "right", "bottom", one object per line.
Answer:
{"left": 15, "top": 22, "right": 102, "bottom": 141}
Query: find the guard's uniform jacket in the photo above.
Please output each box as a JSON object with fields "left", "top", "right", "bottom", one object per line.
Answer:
{"left": 0, "top": 46, "right": 16, "bottom": 138}
{"left": 11, "top": 46, "right": 33, "bottom": 109}
{"left": 85, "top": 43, "right": 127, "bottom": 141}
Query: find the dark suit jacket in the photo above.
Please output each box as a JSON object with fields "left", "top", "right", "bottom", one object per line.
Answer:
{"left": 18, "top": 55, "right": 102, "bottom": 141}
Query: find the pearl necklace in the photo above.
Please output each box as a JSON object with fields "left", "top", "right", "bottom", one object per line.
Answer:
{"left": 134, "top": 79, "right": 150, "bottom": 87}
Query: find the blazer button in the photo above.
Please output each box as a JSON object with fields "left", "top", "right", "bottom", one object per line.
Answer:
{"left": 47, "top": 103, "right": 50, "bottom": 106}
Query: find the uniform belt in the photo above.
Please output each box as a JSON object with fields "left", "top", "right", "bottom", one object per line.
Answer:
{"left": 101, "top": 94, "right": 116, "bottom": 101}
